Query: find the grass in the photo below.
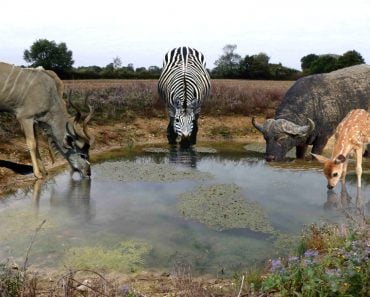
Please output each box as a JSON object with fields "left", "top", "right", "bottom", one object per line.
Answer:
{"left": 62, "top": 79, "right": 292, "bottom": 124}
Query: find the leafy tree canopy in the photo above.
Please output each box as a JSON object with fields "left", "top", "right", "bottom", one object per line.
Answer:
{"left": 300, "top": 50, "right": 365, "bottom": 75}
{"left": 213, "top": 44, "right": 242, "bottom": 78}
{"left": 24, "top": 39, "right": 74, "bottom": 78}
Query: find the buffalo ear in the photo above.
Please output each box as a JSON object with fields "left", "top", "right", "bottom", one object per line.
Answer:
{"left": 311, "top": 153, "right": 329, "bottom": 164}
{"left": 335, "top": 154, "right": 346, "bottom": 164}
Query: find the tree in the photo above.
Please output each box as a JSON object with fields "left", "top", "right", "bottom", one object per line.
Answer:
{"left": 239, "top": 53, "right": 271, "bottom": 79}
{"left": 24, "top": 39, "right": 74, "bottom": 78}
{"left": 337, "top": 50, "right": 365, "bottom": 68}
{"left": 113, "top": 56, "right": 122, "bottom": 69}
{"left": 300, "top": 54, "right": 319, "bottom": 72}
{"left": 309, "top": 55, "right": 339, "bottom": 74}
{"left": 212, "top": 44, "right": 241, "bottom": 78}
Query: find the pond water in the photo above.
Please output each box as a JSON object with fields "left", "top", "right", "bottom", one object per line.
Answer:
{"left": 0, "top": 144, "right": 369, "bottom": 276}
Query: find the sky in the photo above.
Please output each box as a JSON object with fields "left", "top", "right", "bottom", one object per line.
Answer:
{"left": 1, "top": 0, "right": 369, "bottom": 71}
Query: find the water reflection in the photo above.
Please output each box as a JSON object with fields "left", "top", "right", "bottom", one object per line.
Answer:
{"left": 31, "top": 177, "right": 94, "bottom": 222}
{"left": 325, "top": 184, "right": 367, "bottom": 228}
{"left": 169, "top": 146, "right": 197, "bottom": 168}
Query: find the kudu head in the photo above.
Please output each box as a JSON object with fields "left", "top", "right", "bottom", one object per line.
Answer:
{"left": 64, "top": 92, "right": 95, "bottom": 178}
{"left": 252, "top": 117, "right": 315, "bottom": 161}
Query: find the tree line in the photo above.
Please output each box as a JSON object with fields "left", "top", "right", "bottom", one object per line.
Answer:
{"left": 22, "top": 39, "right": 366, "bottom": 80}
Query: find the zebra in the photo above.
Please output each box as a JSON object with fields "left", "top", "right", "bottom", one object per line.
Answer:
{"left": 158, "top": 46, "right": 211, "bottom": 148}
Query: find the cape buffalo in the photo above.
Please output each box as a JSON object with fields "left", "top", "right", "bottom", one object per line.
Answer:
{"left": 253, "top": 64, "right": 370, "bottom": 161}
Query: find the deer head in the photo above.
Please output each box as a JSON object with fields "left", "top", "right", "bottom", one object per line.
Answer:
{"left": 311, "top": 153, "right": 346, "bottom": 189}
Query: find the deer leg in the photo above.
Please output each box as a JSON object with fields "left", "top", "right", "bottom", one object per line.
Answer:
{"left": 341, "top": 159, "right": 348, "bottom": 184}
{"left": 355, "top": 148, "right": 363, "bottom": 188}
{"left": 19, "top": 118, "right": 45, "bottom": 179}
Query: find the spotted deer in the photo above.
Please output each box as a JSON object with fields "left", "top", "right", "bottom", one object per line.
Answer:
{"left": 312, "top": 109, "right": 370, "bottom": 189}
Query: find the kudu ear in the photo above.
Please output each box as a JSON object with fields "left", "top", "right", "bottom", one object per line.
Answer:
{"left": 311, "top": 153, "right": 329, "bottom": 164}
{"left": 63, "top": 123, "right": 76, "bottom": 149}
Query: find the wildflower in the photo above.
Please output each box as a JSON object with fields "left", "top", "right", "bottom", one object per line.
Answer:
{"left": 288, "top": 256, "right": 299, "bottom": 264}
{"left": 304, "top": 249, "right": 319, "bottom": 258}
{"left": 325, "top": 268, "right": 341, "bottom": 277}
{"left": 270, "top": 259, "right": 283, "bottom": 272}
{"left": 118, "top": 284, "right": 130, "bottom": 295}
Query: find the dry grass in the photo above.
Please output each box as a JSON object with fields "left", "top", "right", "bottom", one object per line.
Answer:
{"left": 62, "top": 79, "right": 293, "bottom": 123}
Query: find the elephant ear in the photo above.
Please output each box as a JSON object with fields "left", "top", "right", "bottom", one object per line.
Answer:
{"left": 277, "top": 118, "right": 315, "bottom": 136}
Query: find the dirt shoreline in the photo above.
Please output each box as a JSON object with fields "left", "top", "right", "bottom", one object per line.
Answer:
{"left": 0, "top": 115, "right": 264, "bottom": 197}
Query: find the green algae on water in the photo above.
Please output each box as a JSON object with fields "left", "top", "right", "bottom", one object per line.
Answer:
{"left": 62, "top": 240, "right": 152, "bottom": 272}
{"left": 178, "top": 183, "right": 274, "bottom": 233}
{"left": 94, "top": 160, "right": 213, "bottom": 182}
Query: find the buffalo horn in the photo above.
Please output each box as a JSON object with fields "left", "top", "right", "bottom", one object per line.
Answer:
{"left": 252, "top": 117, "right": 265, "bottom": 133}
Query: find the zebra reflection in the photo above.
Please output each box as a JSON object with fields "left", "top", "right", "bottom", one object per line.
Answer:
{"left": 169, "top": 146, "right": 197, "bottom": 168}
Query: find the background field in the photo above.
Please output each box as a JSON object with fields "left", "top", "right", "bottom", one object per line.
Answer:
{"left": 63, "top": 79, "right": 292, "bottom": 121}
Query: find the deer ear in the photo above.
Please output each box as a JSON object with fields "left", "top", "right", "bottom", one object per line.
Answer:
{"left": 311, "top": 153, "right": 329, "bottom": 164}
{"left": 335, "top": 154, "right": 346, "bottom": 164}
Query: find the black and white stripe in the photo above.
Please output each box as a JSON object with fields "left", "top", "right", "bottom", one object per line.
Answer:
{"left": 158, "top": 46, "right": 211, "bottom": 147}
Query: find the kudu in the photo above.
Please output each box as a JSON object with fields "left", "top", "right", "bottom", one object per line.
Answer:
{"left": 0, "top": 62, "right": 93, "bottom": 179}
{"left": 312, "top": 109, "right": 370, "bottom": 189}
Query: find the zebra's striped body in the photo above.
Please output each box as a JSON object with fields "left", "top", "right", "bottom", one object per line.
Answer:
{"left": 158, "top": 46, "right": 211, "bottom": 147}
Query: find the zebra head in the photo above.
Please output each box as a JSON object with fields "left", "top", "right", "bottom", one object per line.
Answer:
{"left": 174, "top": 108, "right": 194, "bottom": 138}
{"left": 173, "top": 99, "right": 197, "bottom": 140}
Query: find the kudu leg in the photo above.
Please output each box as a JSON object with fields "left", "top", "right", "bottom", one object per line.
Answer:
{"left": 19, "top": 118, "right": 46, "bottom": 179}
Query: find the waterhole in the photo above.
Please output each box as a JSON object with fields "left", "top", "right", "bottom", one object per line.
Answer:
{"left": 0, "top": 144, "right": 369, "bottom": 276}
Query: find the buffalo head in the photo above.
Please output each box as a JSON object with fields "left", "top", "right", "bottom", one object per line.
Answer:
{"left": 252, "top": 118, "right": 315, "bottom": 161}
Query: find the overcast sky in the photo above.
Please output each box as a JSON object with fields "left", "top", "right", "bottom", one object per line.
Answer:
{"left": 1, "top": 0, "right": 369, "bottom": 71}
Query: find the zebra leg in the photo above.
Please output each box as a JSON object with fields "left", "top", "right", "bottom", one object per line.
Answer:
{"left": 167, "top": 118, "right": 177, "bottom": 145}
{"left": 190, "top": 116, "right": 199, "bottom": 145}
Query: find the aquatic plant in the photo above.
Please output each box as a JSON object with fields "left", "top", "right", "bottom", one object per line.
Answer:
{"left": 177, "top": 183, "right": 274, "bottom": 232}
{"left": 63, "top": 240, "right": 152, "bottom": 272}
{"left": 94, "top": 160, "right": 213, "bottom": 182}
